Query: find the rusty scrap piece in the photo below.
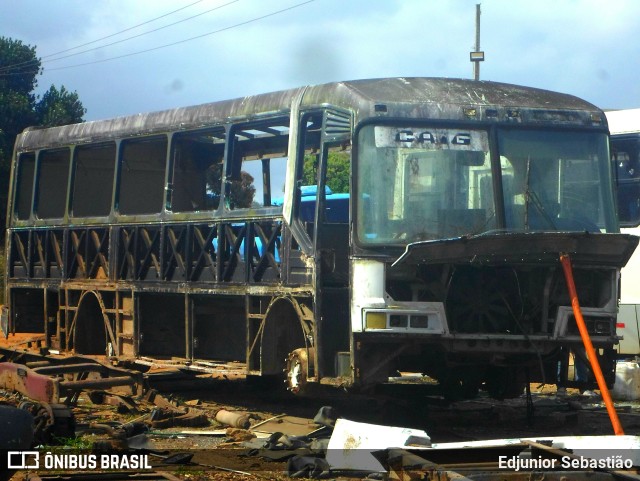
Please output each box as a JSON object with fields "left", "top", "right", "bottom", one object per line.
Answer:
{"left": 19, "top": 400, "right": 75, "bottom": 445}
{"left": 0, "top": 351, "right": 145, "bottom": 445}
{"left": 0, "top": 362, "right": 59, "bottom": 404}
{"left": 0, "top": 361, "right": 139, "bottom": 404}
{"left": 225, "top": 427, "right": 256, "bottom": 442}
{"left": 0, "top": 350, "right": 144, "bottom": 405}
{"left": 149, "top": 407, "right": 209, "bottom": 429}
{"left": 87, "top": 391, "right": 139, "bottom": 413}
{"left": 144, "top": 390, "right": 209, "bottom": 429}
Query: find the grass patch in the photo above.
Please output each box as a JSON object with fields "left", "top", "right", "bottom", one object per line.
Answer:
{"left": 51, "top": 436, "right": 95, "bottom": 450}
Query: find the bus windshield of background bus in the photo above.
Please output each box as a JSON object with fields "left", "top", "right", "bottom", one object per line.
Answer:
{"left": 357, "top": 125, "right": 617, "bottom": 245}
{"left": 357, "top": 125, "right": 495, "bottom": 244}
{"left": 498, "top": 129, "right": 616, "bottom": 234}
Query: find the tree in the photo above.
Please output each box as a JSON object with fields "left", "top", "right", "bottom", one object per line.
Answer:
{"left": 229, "top": 171, "right": 257, "bottom": 209}
{"left": 0, "top": 38, "right": 40, "bottom": 173}
{"left": 302, "top": 150, "right": 350, "bottom": 193}
{"left": 35, "top": 85, "right": 86, "bottom": 127}
{"left": 0, "top": 36, "right": 86, "bottom": 237}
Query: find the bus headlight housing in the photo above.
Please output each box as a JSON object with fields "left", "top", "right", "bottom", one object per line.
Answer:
{"left": 365, "top": 312, "right": 387, "bottom": 329}
{"left": 363, "top": 305, "right": 447, "bottom": 334}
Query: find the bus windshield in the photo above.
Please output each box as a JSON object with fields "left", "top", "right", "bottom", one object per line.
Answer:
{"left": 356, "top": 125, "right": 617, "bottom": 245}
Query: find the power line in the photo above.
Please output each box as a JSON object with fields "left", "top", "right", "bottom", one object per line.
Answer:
{"left": 0, "top": 0, "right": 216, "bottom": 74}
{"left": 0, "top": 0, "right": 313, "bottom": 77}
{"left": 38, "top": 0, "right": 240, "bottom": 65}
{"left": 43, "top": 0, "right": 210, "bottom": 59}
{"left": 44, "top": 1, "right": 314, "bottom": 72}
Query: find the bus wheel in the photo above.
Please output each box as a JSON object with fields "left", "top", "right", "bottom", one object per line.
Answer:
{"left": 285, "top": 348, "right": 314, "bottom": 395}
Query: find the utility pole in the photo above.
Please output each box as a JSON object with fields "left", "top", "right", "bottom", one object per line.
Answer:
{"left": 470, "top": 4, "right": 484, "bottom": 81}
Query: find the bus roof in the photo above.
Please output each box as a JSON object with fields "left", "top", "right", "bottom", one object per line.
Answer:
{"left": 605, "top": 108, "right": 640, "bottom": 135}
{"left": 15, "top": 77, "right": 602, "bottom": 152}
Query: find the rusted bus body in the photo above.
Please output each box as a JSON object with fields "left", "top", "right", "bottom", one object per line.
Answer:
{"left": 4, "top": 78, "right": 638, "bottom": 397}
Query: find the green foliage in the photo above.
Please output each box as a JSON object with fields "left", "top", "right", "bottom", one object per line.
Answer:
{"left": 0, "top": 36, "right": 86, "bottom": 238}
{"left": 302, "top": 153, "right": 319, "bottom": 185}
{"left": 35, "top": 85, "right": 86, "bottom": 127}
{"left": 0, "top": 38, "right": 40, "bottom": 233}
{"left": 302, "top": 150, "right": 350, "bottom": 193}
{"left": 50, "top": 435, "right": 94, "bottom": 450}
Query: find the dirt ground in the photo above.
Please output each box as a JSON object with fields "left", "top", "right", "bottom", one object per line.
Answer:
{"left": 1, "top": 331, "right": 638, "bottom": 480}
{"left": 4, "top": 371, "right": 640, "bottom": 481}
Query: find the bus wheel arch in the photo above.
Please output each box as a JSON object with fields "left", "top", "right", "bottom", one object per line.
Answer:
{"left": 259, "top": 296, "right": 313, "bottom": 390}
{"left": 71, "top": 291, "right": 111, "bottom": 356}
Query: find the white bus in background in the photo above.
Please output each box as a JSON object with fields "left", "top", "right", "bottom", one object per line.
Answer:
{"left": 607, "top": 108, "right": 640, "bottom": 357}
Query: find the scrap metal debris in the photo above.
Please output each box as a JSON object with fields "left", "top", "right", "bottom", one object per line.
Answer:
{"left": 144, "top": 389, "right": 209, "bottom": 429}
{"left": 215, "top": 408, "right": 250, "bottom": 429}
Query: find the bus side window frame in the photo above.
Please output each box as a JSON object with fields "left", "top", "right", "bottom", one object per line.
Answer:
{"left": 167, "top": 126, "right": 227, "bottom": 214}
{"left": 13, "top": 151, "right": 37, "bottom": 222}
{"left": 224, "top": 117, "right": 290, "bottom": 213}
{"left": 70, "top": 141, "right": 117, "bottom": 219}
{"left": 34, "top": 147, "right": 72, "bottom": 221}
{"left": 290, "top": 108, "right": 352, "bottom": 255}
{"left": 115, "top": 134, "right": 169, "bottom": 216}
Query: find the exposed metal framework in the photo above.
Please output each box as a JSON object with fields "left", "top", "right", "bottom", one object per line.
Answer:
{"left": 4, "top": 77, "right": 637, "bottom": 399}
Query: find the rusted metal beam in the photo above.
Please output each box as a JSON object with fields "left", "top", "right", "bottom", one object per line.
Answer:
{"left": 59, "top": 375, "right": 137, "bottom": 391}
{"left": 32, "top": 363, "right": 108, "bottom": 375}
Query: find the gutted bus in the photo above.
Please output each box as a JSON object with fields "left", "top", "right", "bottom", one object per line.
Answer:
{"left": 4, "top": 78, "right": 637, "bottom": 399}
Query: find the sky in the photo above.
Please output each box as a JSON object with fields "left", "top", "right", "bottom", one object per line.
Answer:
{"left": 2, "top": 0, "right": 639, "bottom": 122}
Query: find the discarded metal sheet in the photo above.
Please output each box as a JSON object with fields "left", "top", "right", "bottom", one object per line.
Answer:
{"left": 326, "top": 418, "right": 431, "bottom": 472}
